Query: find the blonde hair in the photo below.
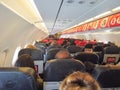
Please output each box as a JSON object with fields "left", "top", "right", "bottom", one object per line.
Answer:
{"left": 26, "top": 44, "right": 37, "bottom": 49}
{"left": 60, "top": 71, "right": 101, "bottom": 90}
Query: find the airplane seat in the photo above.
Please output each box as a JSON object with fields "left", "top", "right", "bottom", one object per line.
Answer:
{"left": 34, "top": 43, "right": 46, "bottom": 54}
{"left": 18, "top": 48, "right": 44, "bottom": 75}
{"left": 44, "top": 48, "right": 64, "bottom": 63}
{"left": 93, "top": 45, "right": 104, "bottom": 52}
{"left": 94, "top": 52, "right": 104, "bottom": 64}
{"left": 74, "top": 52, "right": 99, "bottom": 64}
{"left": 104, "top": 46, "right": 119, "bottom": 54}
{"left": 103, "top": 46, "right": 120, "bottom": 64}
{"left": 34, "top": 42, "right": 47, "bottom": 48}
{"left": 44, "top": 59, "right": 86, "bottom": 90}
{"left": 92, "top": 65, "right": 120, "bottom": 89}
{"left": 67, "top": 45, "right": 83, "bottom": 54}
{"left": 0, "top": 67, "right": 37, "bottom": 90}
{"left": 46, "top": 45, "right": 62, "bottom": 51}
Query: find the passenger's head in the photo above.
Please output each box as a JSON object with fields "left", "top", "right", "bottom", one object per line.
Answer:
{"left": 84, "top": 48, "right": 93, "bottom": 53}
{"left": 60, "top": 71, "right": 101, "bottom": 90}
{"left": 50, "top": 40, "right": 58, "bottom": 45}
{"left": 55, "top": 49, "right": 71, "bottom": 59}
{"left": 84, "top": 44, "right": 93, "bottom": 53}
{"left": 15, "top": 54, "right": 35, "bottom": 70}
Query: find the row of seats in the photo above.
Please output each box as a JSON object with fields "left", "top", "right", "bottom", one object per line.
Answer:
{"left": 0, "top": 67, "right": 37, "bottom": 90}
{"left": 18, "top": 46, "right": 120, "bottom": 76}
{"left": 16, "top": 43, "right": 120, "bottom": 90}
{"left": 44, "top": 59, "right": 120, "bottom": 90}
{"left": 0, "top": 63, "right": 120, "bottom": 90}
{"left": 35, "top": 42, "right": 120, "bottom": 64}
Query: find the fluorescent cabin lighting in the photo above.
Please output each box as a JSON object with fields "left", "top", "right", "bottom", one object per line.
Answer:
{"left": 84, "top": 18, "right": 94, "bottom": 23}
{"left": 105, "top": 30, "right": 111, "bottom": 33}
{"left": 94, "top": 11, "right": 111, "bottom": 19}
{"left": 112, "top": 6, "right": 120, "bottom": 12}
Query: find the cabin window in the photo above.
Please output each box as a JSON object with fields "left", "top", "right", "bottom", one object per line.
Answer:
{"left": 12, "top": 46, "right": 21, "bottom": 66}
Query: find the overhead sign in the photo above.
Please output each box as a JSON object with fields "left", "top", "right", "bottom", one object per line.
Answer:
{"left": 62, "top": 12, "right": 120, "bottom": 34}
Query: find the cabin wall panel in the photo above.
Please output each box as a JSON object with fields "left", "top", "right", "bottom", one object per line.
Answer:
{"left": 0, "top": 4, "right": 47, "bottom": 66}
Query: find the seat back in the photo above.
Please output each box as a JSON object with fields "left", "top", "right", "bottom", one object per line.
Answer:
{"left": 44, "top": 59, "right": 85, "bottom": 81}
{"left": 67, "top": 45, "right": 83, "bottom": 54}
{"left": 92, "top": 65, "right": 120, "bottom": 88}
{"left": 18, "top": 48, "right": 43, "bottom": 74}
{"left": 44, "top": 82, "right": 61, "bottom": 90}
{"left": 103, "top": 46, "right": 120, "bottom": 64}
{"left": 44, "top": 48, "right": 64, "bottom": 62}
{"left": 44, "top": 59, "right": 85, "bottom": 90}
{"left": 34, "top": 43, "right": 46, "bottom": 54}
{"left": 74, "top": 52, "right": 99, "bottom": 64}
{"left": 0, "top": 67, "right": 37, "bottom": 90}
{"left": 103, "top": 54, "right": 119, "bottom": 64}
{"left": 93, "top": 45, "right": 103, "bottom": 52}
{"left": 104, "top": 46, "right": 119, "bottom": 54}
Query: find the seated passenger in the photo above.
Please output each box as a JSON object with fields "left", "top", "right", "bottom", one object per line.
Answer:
{"left": 60, "top": 71, "right": 101, "bottom": 90}
{"left": 55, "top": 49, "right": 71, "bottom": 59}
{"left": 46, "top": 39, "right": 62, "bottom": 51}
{"left": 15, "top": 54, "right": 43, "bottom": 90}
{"left": 84, "top": 44, "right": 93, "bottom": 53}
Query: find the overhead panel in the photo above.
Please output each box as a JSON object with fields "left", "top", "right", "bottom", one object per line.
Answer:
{"left": 30, "top": 0, "right": 120, "bottom": 34}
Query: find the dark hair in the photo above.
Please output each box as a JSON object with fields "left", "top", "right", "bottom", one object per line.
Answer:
{"left": 85, "top": 44, "right": 93, "bottom": 49}
{"left": 15, "top": 54, "right": 35, "bottom": 70}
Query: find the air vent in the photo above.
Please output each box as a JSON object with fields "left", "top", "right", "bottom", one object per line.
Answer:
{"left": 78, "top": 0, "right": 85, "bottom": 4}
{"left": 67, "top": 0, "right": 74, "bottom": 4}
{"left": 89, "top": 1, "right": 96, "bottom": 4}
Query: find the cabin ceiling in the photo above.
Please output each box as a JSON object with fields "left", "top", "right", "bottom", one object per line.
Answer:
{"left": 0, "top": 0, "right": 120, "bottom": 35}
{"left": 34, "top": 0, "right": 120, "bottom": 35}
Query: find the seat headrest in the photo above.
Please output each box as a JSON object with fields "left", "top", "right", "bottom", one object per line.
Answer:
{"left": 92, "top": 65, "right": 120, "bottom": 88}
{"left": 18, "top": 48, "right": 43, "bottom": 60}
{"left": 45, "top": 48, "right": 64, "bottom": 62}
{"left": 44, "top": 59, "right": 85, "bottom": 81}
{"left": 0, "top": 67, "right": 37, "bottom": 90}
{"left": 104, "top": 46, "right": 119, "bottom": 54}
{"left": 74, "top": 52, "right": 99, "bottom": 64}
{"left": 67, "top": 45, "right": 83, "bottom": 53}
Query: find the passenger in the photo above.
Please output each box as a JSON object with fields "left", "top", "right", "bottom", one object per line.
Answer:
{"left": 46, "top": 39, "right": 62, "bottom": 51}
{"left": 84, "top": 44, "right": 93, "bottom": 53}
{"left": 60, "top": 71, "right": 101, "bottom": 90}
{"left": 15, "top": 54, "right": 43, "bottom": 90}
{"left": 55, "top": 49, "right": 71, "bottom": 59}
